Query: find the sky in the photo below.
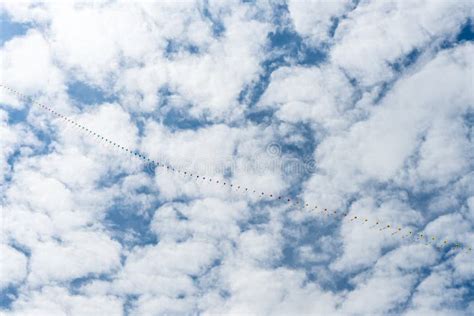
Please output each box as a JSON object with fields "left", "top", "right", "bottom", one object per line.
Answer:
{"left": 0, "top": 0, "right": 473, "bottom": 315}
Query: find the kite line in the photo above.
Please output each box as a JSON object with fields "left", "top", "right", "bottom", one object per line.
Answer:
{"left": 0, "top": 84, "right": 471, "bottom": 254}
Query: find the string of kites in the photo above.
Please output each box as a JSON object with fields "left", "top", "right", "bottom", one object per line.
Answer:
{"left": 1, "top": 84, "right": 472, "bottom": 254}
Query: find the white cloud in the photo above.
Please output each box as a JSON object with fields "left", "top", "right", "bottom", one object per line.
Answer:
{"left": 343, "top": 272, "right": 416, "bottom": 314}
{"left": 341, "top": 244, "right": 438, "bottom": 315}
{"left": 28, "top": 231, "right": 121, "bottom": 286}
{"left": 0, "top": 110, "right": 39, "bottom": 181}
{"left": 331, "top": 0, "right": 472, "bottom": 86}
{"left": 140, "top": 121, "right": 287, "bottom": 201}
{"left": 164, "top": 5, "right": 271, "bottom": 120}
{"left": 288, "top": 0, "right": 354, "bottom": 45}
{"left": 206, "top": 264, "right": 340, "bottom": 315}
{"left": 113, "top": 240, "right": 218, "bottom": 297}
{"left": 237, "top": 229, "right": 282, "bottom": 264}
{"left": 151, "top": 198, "right": 248, "bottom": 243}
{"left": 0, "top": 1, "right": 50, "bottom": 24}
{"left": 1, "top": 1, "right": 473, "bottom": 314}
{"left": 332, "top": 196, "right": 423, "bottom": 272}
{"left": 130, "top": 294, "right": 195, "bottom": 316}
{"left": 9, "top": 286, "right": 123, "bottom": 316}
{"left": 406, "top": 270, "right": 468, "bottom": 315}
{"left": 258, "top": 65, "right": 355, "bottom": 130}
{"left": 414, "top": 118, "right": 472, "bottom": 187}
{"left": 0, "top": 30, "right": 65, "bottom": 99}
{"left": 0, "top": 244, "right": 28, "bottom": 289}
{"left": 424, "top": 213, "right": 474, "bottom": 253}
{"left": 2, "top": 1, "right": 272, "bottom": 120}
{"left": 44, "top": 1, "right": 166, "bottom": 86}
{"left": 303, "top": 43, "right": 474, "bottom": 209}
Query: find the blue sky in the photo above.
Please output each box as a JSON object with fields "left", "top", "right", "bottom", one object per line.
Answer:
{"left": 1, "top": 1, "right": 473, "bottom": 315}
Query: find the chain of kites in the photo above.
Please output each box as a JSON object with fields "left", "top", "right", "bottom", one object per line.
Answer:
{"left": 1, "top": 84, "right": 472, "bottom": 254}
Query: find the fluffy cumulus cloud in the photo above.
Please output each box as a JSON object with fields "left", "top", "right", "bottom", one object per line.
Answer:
{"left": 1, "top": 0, "right": 473, "bottom": 315}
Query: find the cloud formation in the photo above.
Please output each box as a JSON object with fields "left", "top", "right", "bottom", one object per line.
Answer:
{"left": 1, "top": 0, "right": 473, "bottom": 315}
